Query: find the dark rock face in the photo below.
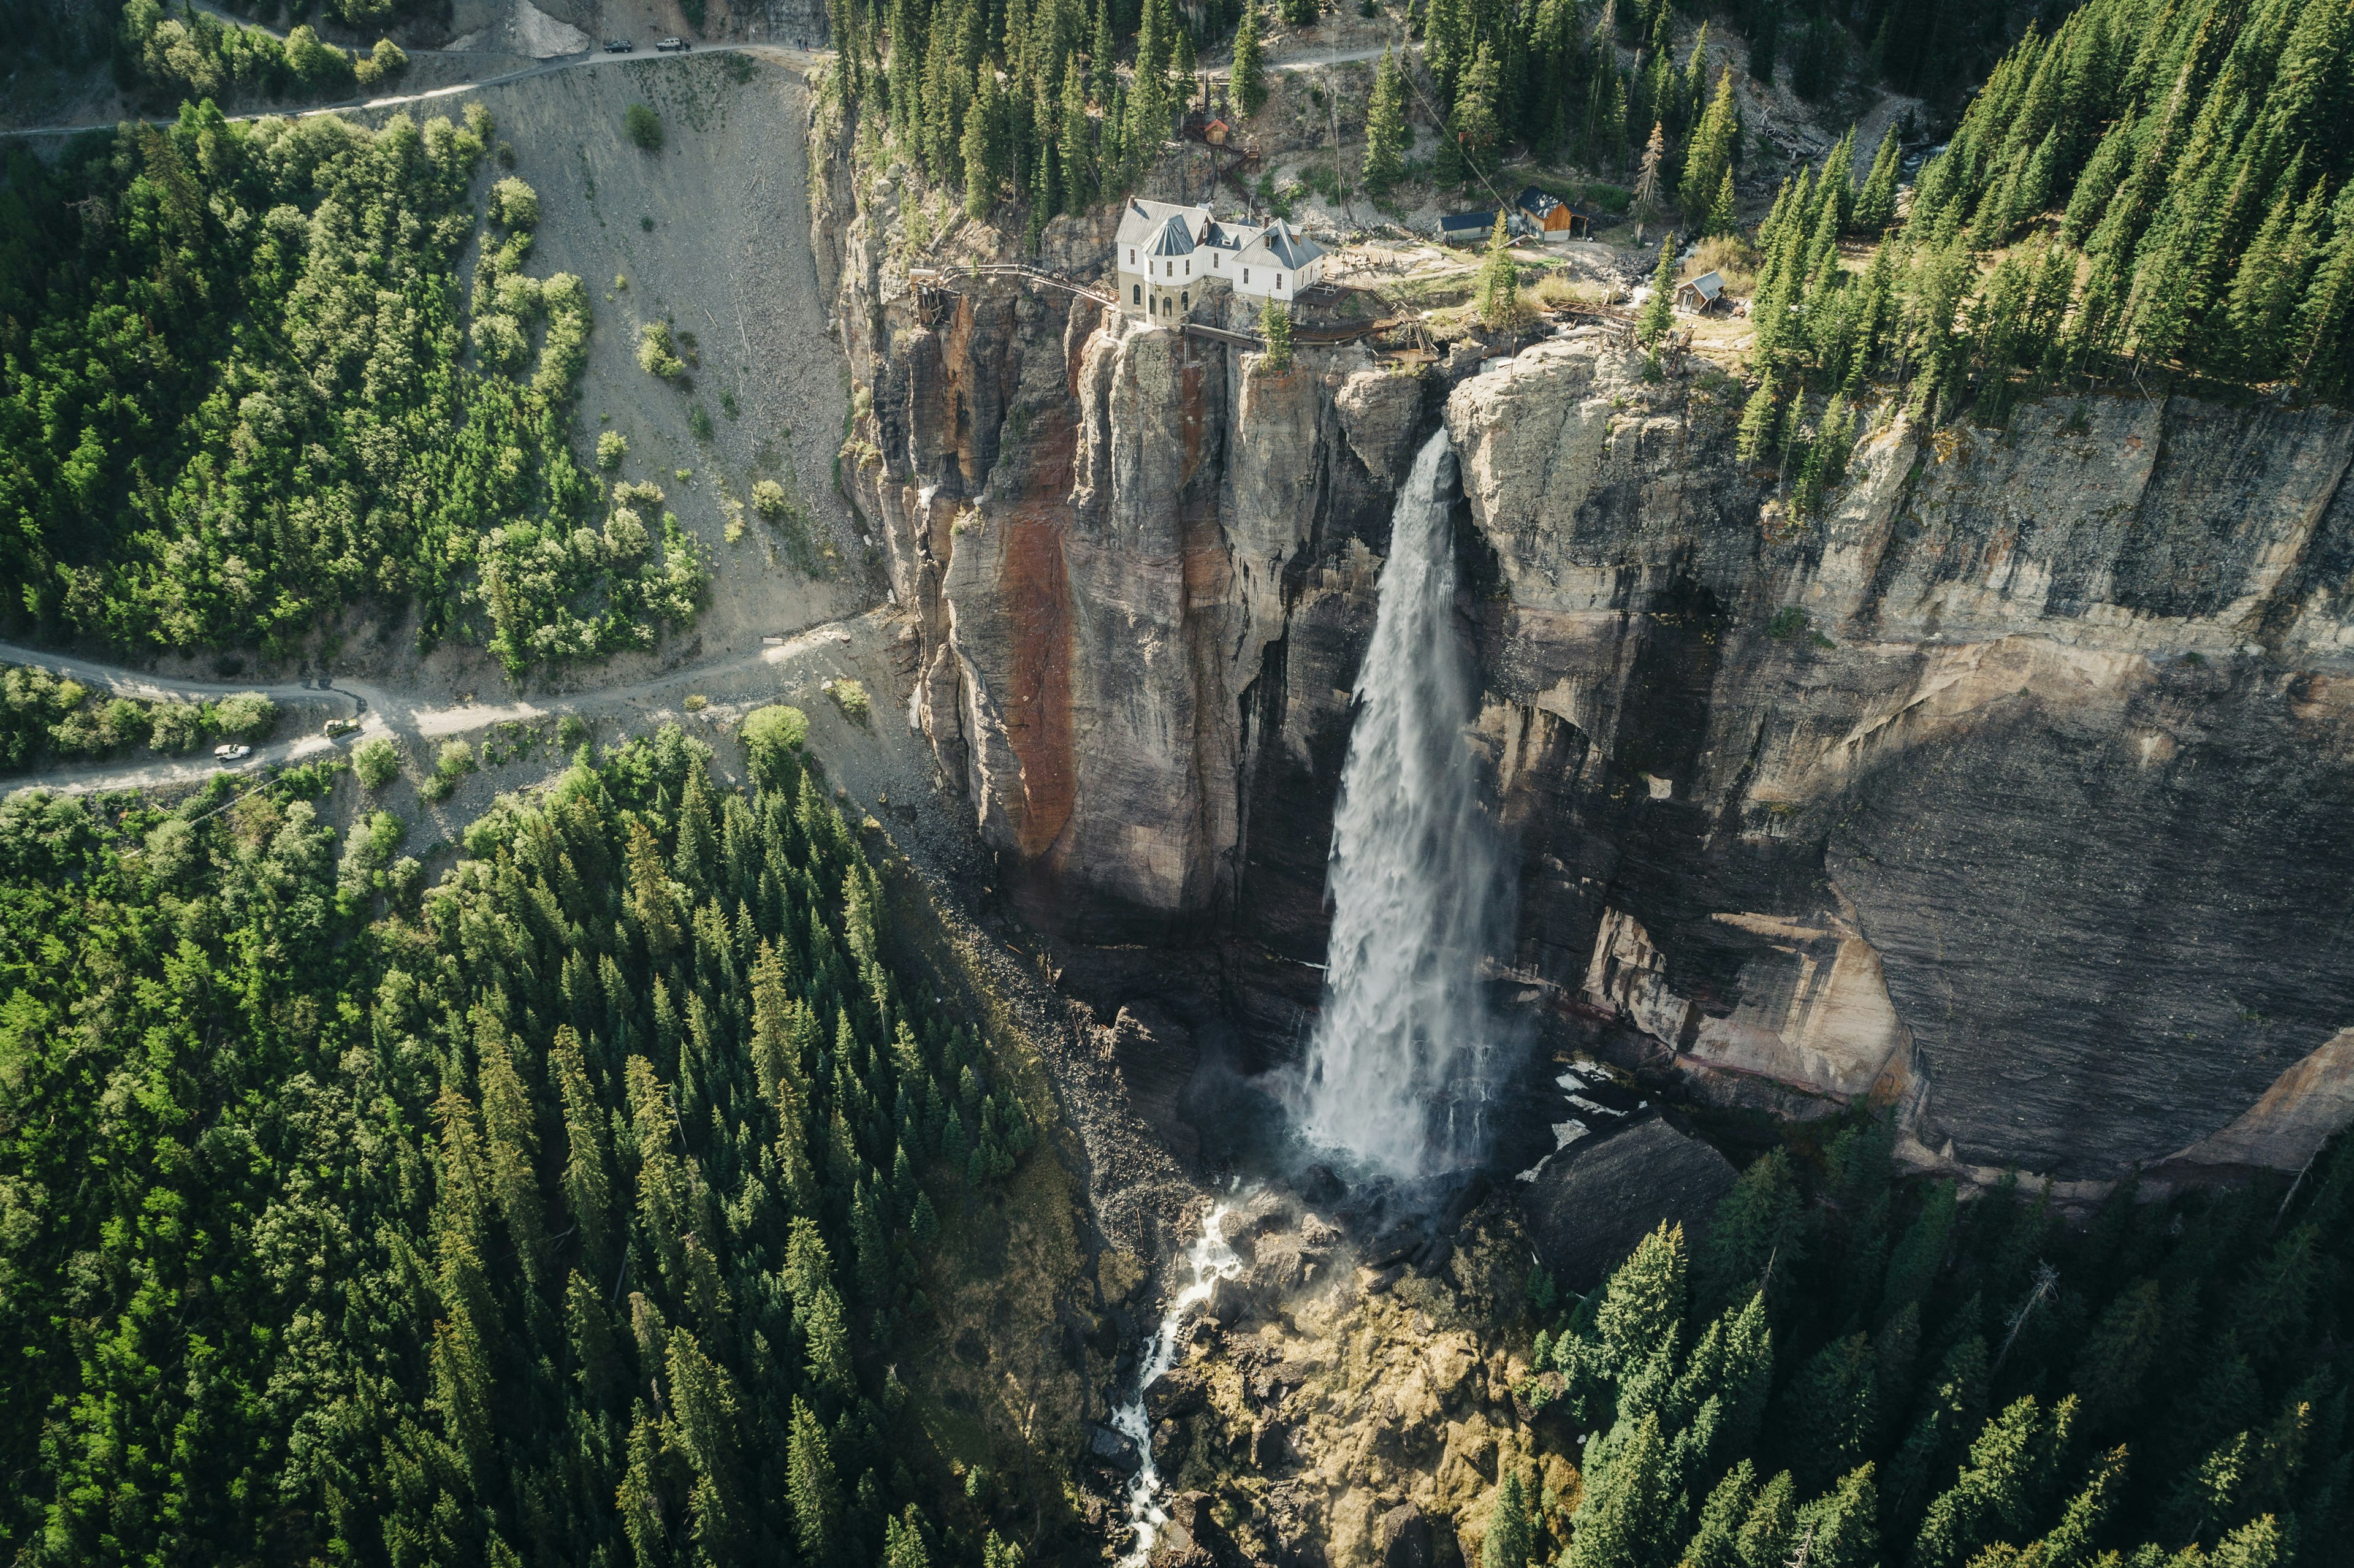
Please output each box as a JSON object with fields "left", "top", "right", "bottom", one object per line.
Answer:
{"left": 1375, "top": 1502, "right": 1433, "bottom": 1568}
{"left": 1520, "top": 1111, "right": 1740, "bottom": 1291}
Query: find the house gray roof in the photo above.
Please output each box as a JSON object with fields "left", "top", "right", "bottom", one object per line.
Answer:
{"left": 1116, "top": 197, "right": 1214, "bottom": 250}
{"left": 1145, "top": 214, "right": 1197, "bottom": 257}
{"left": 1238, "top": 217, "right": 1324, "bottom": 270}
{"left": 1439, "top": 210, "right": 1497, "bottom": 233}
{"left": 1680, "top": 270, "right": 1725, "bottom": 302}
{"left": 1514, "top": 186, "right": 1562, "bottom": 217}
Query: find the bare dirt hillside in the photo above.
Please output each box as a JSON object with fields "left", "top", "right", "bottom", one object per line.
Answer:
{"left": 345, "top": 51, "right": 872, "bottom": 695}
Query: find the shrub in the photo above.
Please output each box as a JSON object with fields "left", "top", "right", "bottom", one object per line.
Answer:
{"left": 688, "top": 403, "right": 714, "bottom": 442}
{"left": 435, "top": 739, "right": 476, "bottom": 779}
{"left": 557, "top": 714, "right": 588, "bottom": 750}
{"left": 596, "top": 430, "right": 628, "bottom": 470}
{"left": 354, "top": 37, "right": 408, "bottom": 88}
{"left": 625, "top": 103, "right": 663, "bottom": 151}
{"left": 740, "top": 704, "right": 809, "bottom": 790}
{"left": 683, "top": 694, "right": 708, "bottom": 712}
{"left": 826, "top": 680, "right": 870, "bottom": 722}
{"left": 352, "top": 737, "right": 400, "bottom": 790}
{"left": 212, "top": 693, "right": 278, "bottom": 742}
{"left": 489, "top": 177, "right": 539, "bottom": 230}
{"left": 1767, "top": 606, "right": 1808, "bottom": 641}
{"left": 751, "top": 479, "right": 792, "bottom": 519}
{"left": 638, "top": 321, "right": 685, "bottom": 379}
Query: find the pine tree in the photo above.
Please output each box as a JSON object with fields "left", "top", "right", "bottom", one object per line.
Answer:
{"left": 474, "top": 1010, "right": 547, "bottom": 1280}
{"left": 1631, "top": 120, "right": 1667, "bottom": 219}
{"left": 1596, "top": 1222, "right": 1688, "bottom": 1382}
{"left": 1566, "top": 1412, "right": 1682, "bottom": 1568}
{"left": 1772, "top": 1332, "right": 1877, "bottom": 1494}
{"left": 1853, "top": 124, "right": 1902, "bottom": 235}
{"left": 884, "top": 1505, "right": 933, "bottom": 1568}
{"left": 1058, "top": 55, "right": 1094, "bottom": 213}
{"left": 1791, "top": 1464, "right": 1878, "bottom": 1568}
{"left": 1735, "top": 367, "right": 1779, "bottom": 464}
{"left": 1698, "top": 1148, "right": 1805, "bottom": 1314}
{"left": 1479, "top": 213, "right": 1522, "bottom": 331}
{"left": 1707, "top": 167, "right": 1737, "bottom": 238}
{"left": 1482, "top": 1469, "right": 1534, "bottom": 1568}
{"left": 1362, "top": 45, "right": 1408, "bottom": 194}
{"left": 1638, "top": 232, "right": 1677, "bottom": 353}
{"left": 1734, "top": 1469, "right": 1796, "bottom": 1568}
{"left": 1440, "top": 42, "right": 1503, "bottom": 186}
{"left": 1678, "top": 69, "right": 1737, "bottom": 222}
{"left": 1260, "top": 300, "right": 1293, "bottom": 372}
{"left": 552, "top": 1026, "right": 618, "bottom": 1277}
{"left": 2296, "top": 183, "right": 2354, "bottom": 395}
{"left": 787, "top": 1396, "right": 844, "bottom": 1560}
{"left": 1232, "top": 2, "right": 1267, "bottom": 117}
{"left": 1683, "top": 1460, "right": 1756, "bottom": 1568}
{"left": 963, "top": 66, "right": 1004, "bottom": 215}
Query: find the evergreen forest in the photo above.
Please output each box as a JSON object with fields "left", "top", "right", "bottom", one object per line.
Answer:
{"left": 1505, "top": 1119, "right": 2354, "bottom": 1568}
{"left": 0, "top": 717, "right": 1046, "bottom": 1566}
{"left": 0, "top": 104, "right": 705, "bottom": 672}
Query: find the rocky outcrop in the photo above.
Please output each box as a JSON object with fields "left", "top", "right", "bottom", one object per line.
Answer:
{"left": 1519, "top": 1111, "right": 1739, "bottom": 1292}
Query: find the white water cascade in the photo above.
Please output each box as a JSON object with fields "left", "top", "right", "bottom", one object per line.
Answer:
{"left": 1109, "top": 1204, "right": 1243, "bottom": 1567}
{"left": 1297, "top": 428, "right": 1508, "bottom": 1175}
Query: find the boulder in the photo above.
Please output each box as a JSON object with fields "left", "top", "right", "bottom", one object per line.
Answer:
{"left": 1292, "top": 1163, "right": 1346, "bottom": 1207}
{"left": 1376, "top": 1502, "right": 1433, "bottom": 1568}
{"left": 1087, "top": 1421, "right": 1143, "bottom": 1474}
{"left": 1335, "top": 367, "right": 1427, "bottom": 489}
{"left": 1518, "top": 1109, "right": 1739, "bottom": 1291}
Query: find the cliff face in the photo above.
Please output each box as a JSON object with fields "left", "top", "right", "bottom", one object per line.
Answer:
{"left": 816, "top": 131, "right": 2354, "bottom": 1187}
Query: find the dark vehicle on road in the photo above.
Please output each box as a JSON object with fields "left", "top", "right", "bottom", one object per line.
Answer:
{"left": 655, "top": 36, "right": 690, "bottom": 51}
{"left": 604, "top": 38, "right": 633, "bottom": 51}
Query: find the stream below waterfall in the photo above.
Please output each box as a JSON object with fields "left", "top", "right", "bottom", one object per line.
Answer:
{"left": 1109, "top": 1202, "right": 1242, "bottom": 1567}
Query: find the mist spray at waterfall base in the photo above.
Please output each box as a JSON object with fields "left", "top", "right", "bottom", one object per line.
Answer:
{"left": 1295, "top": 429, "right": 1513, "bottom": 1178}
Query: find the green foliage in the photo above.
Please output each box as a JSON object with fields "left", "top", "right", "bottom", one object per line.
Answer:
{"left": 352, "top": 734, "right": 401, "bottom": 790}
{"left": 0, "top": 725, "right": 1034, "bottom": 1561}
{"left": 1259, "top": 301, "right": 1295, "bottom": 373}
{"left": 489, "top": 175, "right": 540, "bottom": 230}
{"left": 1534, "top": 1111, "right": 2354, "bottom": 1568}
{"left": 1748, "top": 0, "right": 2354, "bottom": 419}
{"left": 1638, "top": 233, "right": 1678, "bottom": 353}
{"left": 1477, "top": 213, "right": 1524, "bottom": 331}
{"left": 598, "top": 430, "right": 630, "bottom": 470}
{"left": 639, "top": 320, "right": 688, "bottom": 378}
{"left": 741, "top": 704, "right": 810, "bottom": 791}
{"left": 113, "top": 0, "right": 372, "bottom": 107}
{"left": 0, "top": 105, "right": 665, "bottom": 674}
{"left": 1232, "top": 4, "right": 1268, "bottom": 120}
{"left": 826, "top": 679, "right": 872, "bottom": 722}
{"left": 625, "top": 101, "right": 665, "bottom": 151}
{"left": 1362, "top": 46, "right": 1409, "bottom": 196}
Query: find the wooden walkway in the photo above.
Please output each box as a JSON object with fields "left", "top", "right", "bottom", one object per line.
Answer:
{"left": 910, "top": 265, "right": 1420, "bottom": 351}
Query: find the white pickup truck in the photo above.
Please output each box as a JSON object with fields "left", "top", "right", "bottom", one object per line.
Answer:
{"left": 212, "top": 743, "right": 252, "bottom": 761}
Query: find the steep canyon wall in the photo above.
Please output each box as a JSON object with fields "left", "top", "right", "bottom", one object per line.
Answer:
{"left": 813, "top": 132, "right": 2354, "bottom": 1190}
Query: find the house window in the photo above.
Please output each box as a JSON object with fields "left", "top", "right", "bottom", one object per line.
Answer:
{"left": 1275, "top": 275, "right": 1284, "bottom": 292}
{"left": 1243, "top": 268, "right": 1251, "bottom": 284}
{"left": 1181, "top": 291, "right": 1189, "bottom": 310}
{"left": 1184, "top": 259, "right": 1190, "bottom": 275}
{"left": 1133, "top": 284, "right": 1142, "bottom": 305}
{"left": 1128, "top": 248, "right": 1135, "bottom": 264}
{"left": 1213, "top": 254, "right": 1220, "bottom": 268}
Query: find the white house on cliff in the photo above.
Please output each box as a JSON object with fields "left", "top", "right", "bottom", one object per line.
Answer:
{"left": 1114, "top": 198, "right": 1327, "bottom": 323}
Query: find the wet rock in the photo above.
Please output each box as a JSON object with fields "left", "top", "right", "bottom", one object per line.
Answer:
{"left": 1146, "top": 1365, "right": 1209, "bottom": 1421}
{"left": 1249, "top": 1235, "right": 1312, "bottom": 1301}
{"left": 1376, "top": 1502, "right": 1433, "bottom": 1568}
{"left": 1292, "top": 1163, "right": 1346, "bottom": 1208}
{"left": 1087, "top": 1421, "right": 1142, "bottom": 1474}
{"left": 1250, "top": 1418, "right": 1297, "bottom": 1472}
{"left": 1519, "top": 1109, "right": 1738, "bottom": 1292}
{"left": 1208, "top": 1274, "right": 1254, "bottom": 1326}
{"left": 1300, "top": 1213, "right": 1342, "bottom": 1250}
{"left": 1363, "top": 1224, "right": 1425, "bottom": 1269}
{"left": 1411, "top": 1235, "right": 1453, "bottom": 1278}
{"left": 1362, "top": 1263, "right": 1407, "bottom": 1295}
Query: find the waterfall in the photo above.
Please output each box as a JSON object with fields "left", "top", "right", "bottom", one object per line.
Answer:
{"left": 1297, "top": 428, "right": 1507, "bottom": 1175}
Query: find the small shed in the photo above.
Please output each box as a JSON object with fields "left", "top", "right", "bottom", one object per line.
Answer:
{"left": 1203, "top": 117, "right": 1231, "bottom": 146}
{"left": 1675, "top": 270, "right": 1726, "bottom": 314}
{"left": 1438, "top": 210, "right": 1496, "bottom": 246}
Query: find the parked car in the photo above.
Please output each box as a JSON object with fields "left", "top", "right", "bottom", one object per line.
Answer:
{"left": 655, "top": 36, "right": 690, "bottom": 51}
{"left": 323, "top": 718, "right": 360, "bottom": 739}
{"left": 213, "top": 743, "right": 252, "bottom": 761}
{"left": 604, "top": 38, "right": 633, "bottom": 52}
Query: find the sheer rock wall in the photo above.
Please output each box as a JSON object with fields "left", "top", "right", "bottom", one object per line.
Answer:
{"left": 815, "top": 121, "right": 2354, "bottom": 1187}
